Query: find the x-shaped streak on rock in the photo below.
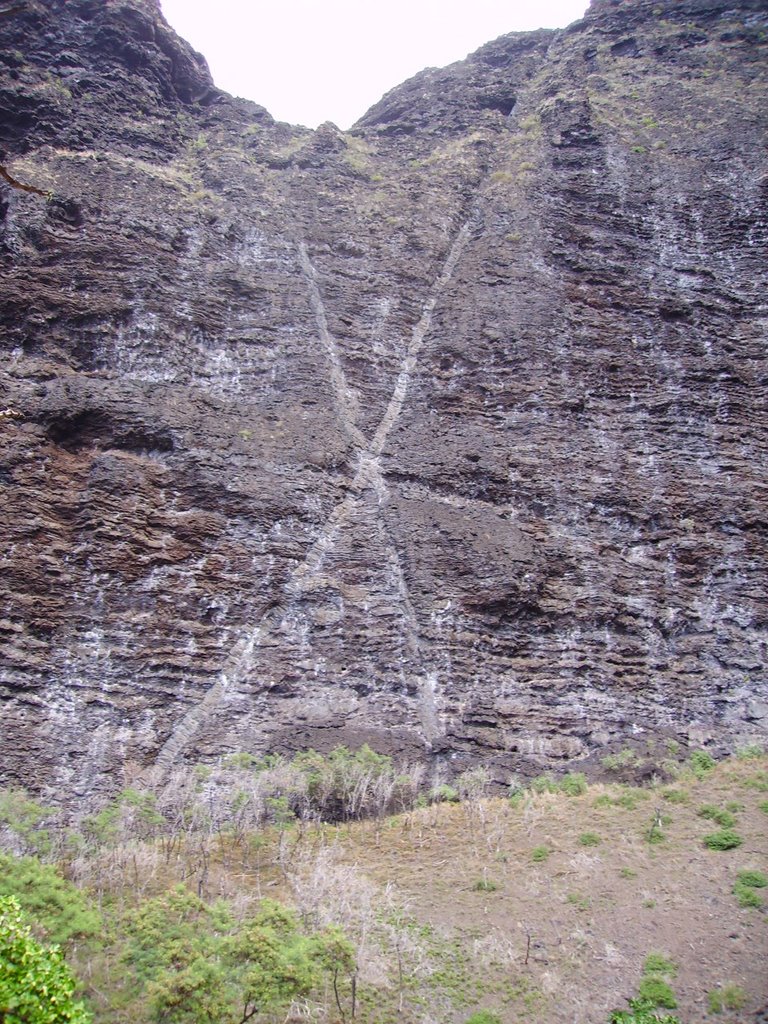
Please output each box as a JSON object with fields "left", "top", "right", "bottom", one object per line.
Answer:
{"left": 156, "top": 216, "right": 475, "bottom": 770}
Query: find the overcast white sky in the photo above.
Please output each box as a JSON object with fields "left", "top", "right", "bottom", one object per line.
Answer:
{"left": 160, "top": 1, "right": 589, "bottom": 130}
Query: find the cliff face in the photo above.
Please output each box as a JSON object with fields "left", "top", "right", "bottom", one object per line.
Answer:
{"left": 1, "top": 0, "right": 766, "bottom": 797}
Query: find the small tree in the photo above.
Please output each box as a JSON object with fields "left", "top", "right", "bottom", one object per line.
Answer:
{"left": 0, "top": 895, "right": 91, "bottom": 1024}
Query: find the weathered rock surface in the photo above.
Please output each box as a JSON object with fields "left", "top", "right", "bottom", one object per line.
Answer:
{"left": 1, "top": 0, "right": 766, "bottom": 798}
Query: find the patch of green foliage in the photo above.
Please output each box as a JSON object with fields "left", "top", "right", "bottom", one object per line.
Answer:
{"left": 471, "top": 878, "right": 499, "bottom": 893}
{"left": 733, "top": 884, "right": 763, "bottom": 909}
{"left": 0, "top": 895, "right": 91, "bottom": 1024}
{"left": 697, "top": 805, "right": 736, "bottom": 828}
{"left": 702, "top": 829, "right": 743, "bottom": 851}
{"left": 733, "top": 868, "right": 767, "bottom": 909}
{"left": 560, "top": 773, "right": 588, "bottom": 797}
{"left": 643, "top": 953, "right": 677, "bottom": 978}
{"left": 689, "top": 750, "right": 715, "bottom": 779}
{"left": 0, "top": 855, "right": 100, "bottom": 947}
{"left": 121, "top": 888, "right": 354, "bottom": 1024}
{"left": 735, "top": 744, "right": 764, "bottom": 760}
{"left": 707, "top": 984, "right": 747, "bottom": 1013}
{"left": 601, "top": 749, "right": 642, "bottom": 772}
{"left": 637, "top": 976, "right": 677, "bottom": 1009}
{"left": 578, "top": 832, "right": 602, "bottom": 847}
{"left": 735, "top": 869, "right": 767, "bottom": 888}
{"left": 741, "top": 770, "right": 768, "bottom": 793}
{"left": 660, "top": 789, "right": 688, "bottom": 804}
{"left": 429, "top": 784, "right": 460, "bottom": 804}
{"left": 566, "top": 893, "right": 590, "bottom": 910}
{"left": 531, "top": 846, "right": 550, "bottom": 863}
{"left": 530, "top": 774, "right": 559, "bottom": 795}
{"left": 0, "top": 789, "right": 54, "bottom": 857}
{"left": 609, "top": 998, "right": 681, "bottom": 1023}
{"left": 465, "top": 1012, "right": 503, "bottom": 1024}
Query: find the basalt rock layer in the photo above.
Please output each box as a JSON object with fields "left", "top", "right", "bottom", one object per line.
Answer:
{"left": 1, "top": 0, "right": 767, "bottom": 798}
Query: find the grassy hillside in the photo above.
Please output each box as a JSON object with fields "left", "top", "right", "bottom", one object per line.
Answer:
{"left": 1, "top": 752, "right": 766, "bottom": 1023}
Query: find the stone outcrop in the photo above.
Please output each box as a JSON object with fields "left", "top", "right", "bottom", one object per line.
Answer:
{"left": 1, "top": 0, "right": 766, "bottom": 798}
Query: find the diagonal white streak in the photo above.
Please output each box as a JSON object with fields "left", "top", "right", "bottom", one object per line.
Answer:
{"left": 371, "top": 220, "right": 472, "bottom": 455}
{"left": 155, "top": 219, "right": 474, "bottom": 770}
{"left": 298, "top": 241, "right": 367, "bottom": 448}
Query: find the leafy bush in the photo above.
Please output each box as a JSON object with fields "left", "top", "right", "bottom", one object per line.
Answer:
{"left": 0, "top": 895, "right": 91, "bottom": 1024}
{"left": 735, "top": 743, "right": 764, "bottom": 759}
{"left": 733, "top": 884, "right": 763, "bottom": 908}
{"left": 429, "top": 784, "right": 459, "bottom": 804}
{"left": 643, "top": 953, "right": 677, "bottom": 978}
{"left": 707, "top": 984, "right": 747, "bottom": 1013}
{"left": 660, "top": 789, "right": 688, "bottom": 804}
{"left": 530, "top": 774, "right": 559, "bottom": 795}
{"left": 733, "top": 869, "right": 767, "bottom": 908}
{"left": 0, "top": 790, "right": 54, "bottom": 857}
{"left": 465, "top": 1012, "right": 503, "bottom": 1024}
{"left": 601, "top": 749, "right": 642, "bottom": 772}
{"left": 735, "top": 869, "right": 767, "bottom": 888}
{"left": 579, "top": 832, "right": 602, "bottom": 847}
{"left": 0, "top": 855, "right": 100, "bottom": 946}
{"left": 689, "top": 750, "right": 715, "bottom": 779}
{"left": 471, "top": 878, "right": 499, "bottom": 892}
{"left": 697, "top": 805, "right": 736, "bottom": 828}
{"left": 609, "top": 997, "right": 681, "bottom": 1023}
{"left": 560, "top": 773, "right": 588, "bottom": 797}
{"left": 743, "top": 771, "right": 768, "bottom": 792}
{"left": 703, "top": 829, "right": 743, "bottom": 851}
{"left": 637, "top": 976, "right": 677, "bottom": 1009}
{"left": 122, "top": 887, "right": 353, "bottom": 1024}
{"left": 531, "top": 846, "right": 550, "bottom": 863}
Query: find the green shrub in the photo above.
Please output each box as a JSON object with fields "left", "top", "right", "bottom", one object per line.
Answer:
{"left": 0, "top": 895, "right": 91, "bottom": 1024}
{"left": 689, "top": 750, "right": 715, "bottom": 778}
{"left": 0, "top": 855, "right": 100, "bottom": 946}
{"left": 0, "top": 790, "right": 54, "bottom": 857}
{"left": 735, "top": 869, "right": 767, "bottom": 888}
{"left": 707, "top": 984, "right": 747, "bottom": 1013}
{"left": 616, "top": 789, "right": 650, "bottom": 811}
{"left": 429, "top": 784, "right": 460, "bottom": 804}
{"left": 697, "top": 805, "right": 735, "bottom": 828}
{"left": 601, "top": 749, "right": 642, "bottom": 771}
{"left": 560, "top": 773, "right": 588, "bottom": 796}
{"left": 566, "top": 893, "right": 591, "bottom": 910}
{"left": 530, "top": 774, "right": 559, "bottom": 794}
{"left": 531, "top": 846, "right": 550, "bottom": 863}
{"left": 610, "top": 997, "right": 681, "bottom": 1023}
{"left": 759, "top": 800, "right": 768, "bottom": 814}
{"left": 637, "top": 976, "right": 677, "bottom": 1009}
{"left": 735, "top": 743, "right": 764, "bottom": 759}
{"left": 646, "top": 822, "right": 666, "bottom": 845}
{"left": 733, "top": 869, "right": 767, "bottom": 908}
{"left": 471, "top": 878, "right": 499, "bottom": 892}
{"left": 703, "top": 829, "right": 743, "bottom": 851}
{"left": 578, "top": 832, "right": 602, "bottom": 847}
{"left": 734, "top": 884, "right": 763, "bottom": 908}
{"left": 465, "top": 1012, "right": 503, "bottom": 1024}
{"left": 660, "top": 789, "right": 687, "bottom": 804}
{"left": 742, "top": 771, "right": 768, "bottom": 792}
{"left": 643, "top": 953, "right": 677, "bottom": 978}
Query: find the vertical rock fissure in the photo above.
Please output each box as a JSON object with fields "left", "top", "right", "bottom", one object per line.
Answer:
{"left": 155, "top": 216, "right": 475, "bottom": 770}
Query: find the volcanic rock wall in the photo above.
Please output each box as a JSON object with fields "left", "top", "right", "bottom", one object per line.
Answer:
{"left": 1, "top": 0, "right": 767, "bottom": 798}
